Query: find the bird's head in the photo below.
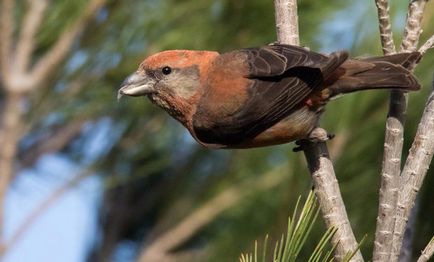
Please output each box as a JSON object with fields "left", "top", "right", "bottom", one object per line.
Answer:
{"left": 118, "top": 50, "right": 219, "bottom": 104}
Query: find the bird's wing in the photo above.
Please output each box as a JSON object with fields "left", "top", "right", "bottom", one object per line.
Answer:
{"left": 193, "top": 45, "right": 348, "bottom": 146}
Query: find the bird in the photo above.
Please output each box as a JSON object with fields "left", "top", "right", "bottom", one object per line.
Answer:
{"left": 118, "top": 44, "right": 420, "bottom": 149}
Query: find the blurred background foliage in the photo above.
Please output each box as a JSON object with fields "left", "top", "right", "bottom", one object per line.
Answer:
{"left": 3, "top": 0, "right": 434, "bottom": 261}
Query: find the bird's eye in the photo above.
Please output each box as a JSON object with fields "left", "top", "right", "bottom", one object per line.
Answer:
{"left": 162, "top": 66, "right": 172, "bottom": 75}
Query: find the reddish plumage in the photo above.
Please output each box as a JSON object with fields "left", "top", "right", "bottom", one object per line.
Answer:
{"left": 118, "top": 44, "right": 420, "bottom": 149}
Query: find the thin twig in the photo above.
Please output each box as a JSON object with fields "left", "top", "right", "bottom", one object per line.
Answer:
{"left": 418, "top": 34, "right": 434, "bottom": 55}
{"left": 374, "top": 0, "right": 396, "bottom": 54}
{"left": 417, "top": 236, "right": 434, "bottom": 262}
{"left": 400, "top": 0, "right": 428, "bottom": 52}
{"left": 0, "top": 170, "right": 93, "bottom": 254}
{"left": 391, "top": 75, "right": 434, "bottom": 262}
{"left": 14, "top": 0, "right": 48, "bottom": 73}
{"left": 137, "top": 166, "right": 289, "bottom": 262}
{"left": 29, "top": 0, "right": 106, "bottom": 90}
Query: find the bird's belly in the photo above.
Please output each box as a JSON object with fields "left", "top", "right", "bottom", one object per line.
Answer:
{"left": 231, "top": 107, "right": 319, "bottom": 148}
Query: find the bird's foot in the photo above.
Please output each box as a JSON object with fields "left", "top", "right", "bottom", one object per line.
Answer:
{"left": 293, "top": 127, "right": 334, "bottom": 152}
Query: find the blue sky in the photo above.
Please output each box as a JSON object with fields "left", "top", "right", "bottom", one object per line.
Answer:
{"left": 4, "top": 154, "right": 101, "bottom": 262}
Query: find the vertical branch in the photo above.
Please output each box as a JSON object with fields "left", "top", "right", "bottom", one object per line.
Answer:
{"left": 375, "top": 0, "right": 396, "bottom": 54}
{"left": 14, "top": 0, "right": 48, "bottom": 73}
{"left": 372, "top": 1, "right": 400, "bottom": 259}
{"left": 0, "top": 0, "right": 14, "bottom": 84}
{"left": 274, "top": 0, "right": 299, "bottom": 45}
{"left": 273, "top": 2, "right": 362, "bottom": 261}
{"left": 389, "top": 1, "right": 428, "bottom": 260}
{"left": 400, "top": 0, "right": 428, "bottom": 52}
{"left": 391, "top": 76, "right": 434, "bottom": 261}
{"left": 0, "top": 94, "right": 24, "bottom": 245}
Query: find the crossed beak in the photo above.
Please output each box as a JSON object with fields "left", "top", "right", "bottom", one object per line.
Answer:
{"left": 118, "top": 72, "right": 156, "bottom": 100}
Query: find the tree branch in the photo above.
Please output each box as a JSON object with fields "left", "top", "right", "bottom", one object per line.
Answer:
{"left": 303, "top": 141, "right": 363, "bottom": 262}
{"left": 137, "top": 166, "right": 289, "bottom": 262}
{"left": 418, "top": 34, "right": 434, "bottom": 55}
{"left": 28, "top": 0, "right": 106, "bottom": 89}
{"left": 372, "top": 0, "right": 401, "bottom": 259}
{"left": 375, "top": 1, "right": 428, "bottom": 260}
{"left": 14, "top": 0, "right": 48, "bottom": 73}
{"left": 400, "top": 0, "right": 428, "bottom": 52}
{"left": 273, "top": 0, "right": 299, "bottom": 45}
{"left": 0, "top": 94, "right": 24, "bottom": 245}
{"left": 0, "top": 0, "right": 14, "bottom": 86}
{"left": 417, "top": 236, "right": 434, "bottom": 262}
{"left": 375, "top": 0, "right": 396, "bottom": 54}
{"left": 390, "top": 75, "right": 434, "bottom": 261}
{"left": 374, "top": 89, "right": 405, "bottom": 262}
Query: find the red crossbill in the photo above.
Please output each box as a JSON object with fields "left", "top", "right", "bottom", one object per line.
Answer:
{"left": 118, "top": 44, "right": 420, "bottom": 149}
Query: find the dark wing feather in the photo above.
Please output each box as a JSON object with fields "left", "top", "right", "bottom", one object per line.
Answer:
{"left": 193, "top": 44, "right": 348, "bottom": 146}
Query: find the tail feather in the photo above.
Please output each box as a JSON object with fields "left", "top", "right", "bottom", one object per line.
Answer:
{"left": 328, "top": 52, "right": 420, "bottom": 96}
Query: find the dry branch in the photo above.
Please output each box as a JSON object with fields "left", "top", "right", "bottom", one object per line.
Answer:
{"left": 419, "top": 34, "right": 434, "bottom": 55}
{"left": 137, "top": 166, "right": 289, "bottom": 262}
{"left": 374, "top": 0, "right": 396, "bottom": 54}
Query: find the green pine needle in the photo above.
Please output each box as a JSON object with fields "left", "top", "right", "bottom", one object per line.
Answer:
{"left": 239, "top": 190, "right": 364, "bottom": 262}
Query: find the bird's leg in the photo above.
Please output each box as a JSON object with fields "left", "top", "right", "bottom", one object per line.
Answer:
{"left": 293, "top": 127, "right": 334, "bottom": 152}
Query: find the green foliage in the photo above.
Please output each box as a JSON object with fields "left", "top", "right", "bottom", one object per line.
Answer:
{"left": 239, "top": 191, "right": 340, "bottom": 262}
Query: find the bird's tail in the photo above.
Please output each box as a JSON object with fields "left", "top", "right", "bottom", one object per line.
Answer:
{"left": 327, "top": 52, "right": 421, "bottom": 96}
